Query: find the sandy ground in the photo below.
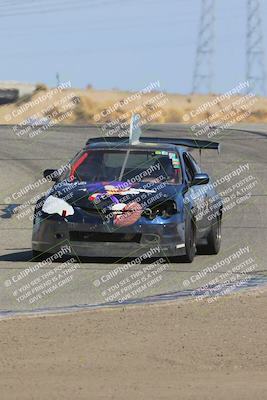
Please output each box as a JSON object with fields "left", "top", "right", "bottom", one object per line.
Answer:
{"left": 1, "top": 85, "right": 267, "bottom": 125}
{"left": 0, "top": 289, "right": 267, "bottom": 400}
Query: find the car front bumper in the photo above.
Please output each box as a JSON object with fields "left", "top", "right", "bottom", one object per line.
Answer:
{"left": 32, "top": 212, "right": 186, "bottom": 258}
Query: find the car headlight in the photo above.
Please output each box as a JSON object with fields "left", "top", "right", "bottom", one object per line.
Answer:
{"left": 42, "top": 195, "right": 74, "bottom": 217}
{"left": 142, "top": 200, "right": 177, "bottom": 220}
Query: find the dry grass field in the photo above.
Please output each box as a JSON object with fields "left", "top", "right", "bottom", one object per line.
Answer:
{"left": 1, "top": 84, "right": 267, "bottom": 127}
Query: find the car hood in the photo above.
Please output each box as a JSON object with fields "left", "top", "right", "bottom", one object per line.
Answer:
{"left": 49, "top": 180, "right": 182, "bottom": 210}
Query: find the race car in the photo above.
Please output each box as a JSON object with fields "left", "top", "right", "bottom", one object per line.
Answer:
{"left": 32, "top": 116, "right": 222, "bottom": 263}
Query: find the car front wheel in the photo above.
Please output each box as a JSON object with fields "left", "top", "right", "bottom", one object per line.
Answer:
{"left": 206, "top": 214, "right": 222, "bottom": 254}
{"left": 182, "top": 216, "right": 196, "bottom": 263}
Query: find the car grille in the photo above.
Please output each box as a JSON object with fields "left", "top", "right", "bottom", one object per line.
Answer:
{"left": 69, "top": 231, "right": 141, "bottom": 243}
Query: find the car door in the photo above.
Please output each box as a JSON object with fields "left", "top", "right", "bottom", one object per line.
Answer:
{"left": 182, "top": 151, "right": 209, "bottom": 231}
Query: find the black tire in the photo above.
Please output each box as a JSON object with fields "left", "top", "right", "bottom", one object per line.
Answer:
{"left": 206, "top": 214, "right": 222, "bottom": 254}
{"left": 182, "top": 216, "right": 196, "bottom": 263}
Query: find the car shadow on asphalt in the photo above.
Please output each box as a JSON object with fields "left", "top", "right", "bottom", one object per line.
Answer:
{"left": 0, "top": 250, "right": 181, "bottom": 265}
{"left": 0, "top": 250, "right": 33, "bottom": 262}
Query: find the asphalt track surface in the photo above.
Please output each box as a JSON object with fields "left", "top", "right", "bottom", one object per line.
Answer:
{"left": 0, "top": 124, "right": 267, "bottom": 315}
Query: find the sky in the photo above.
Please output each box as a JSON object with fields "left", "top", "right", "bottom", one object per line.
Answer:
{"left": 0, "top": 0, "right": 267, "bottom": 94}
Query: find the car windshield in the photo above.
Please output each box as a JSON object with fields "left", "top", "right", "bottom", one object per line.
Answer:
{"left": 62, "top": 149, "right": 182, "bottom": 184}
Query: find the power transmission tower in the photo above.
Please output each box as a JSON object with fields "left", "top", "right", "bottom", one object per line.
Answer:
{"left": 246, "top": 0, "right": 266, "bottom": 95}
{"left": 56, "top": 72, "right": 60, "bottom": 87}
{"left": 192, "top": 0, "right": 215, "bottom": 93}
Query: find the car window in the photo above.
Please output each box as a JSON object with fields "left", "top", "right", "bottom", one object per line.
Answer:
{"left": 188, "top": 153, "right": 201, "bottom": 173}
{"left": 183, "top": 153, "right": 195, "bottom": 182}
{"left": 103, "top": 151, "right": 156, "bottom": 168}
{"left": 60, "top": 149, "right": 182, "bottom": 184}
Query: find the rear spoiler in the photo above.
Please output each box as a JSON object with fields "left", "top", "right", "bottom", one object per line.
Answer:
{"left": 86, "top": 136, "right": 220, "bottom": 152}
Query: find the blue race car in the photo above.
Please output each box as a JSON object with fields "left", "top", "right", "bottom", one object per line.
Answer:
{"left": 32, "top": 118, "right": 222, "bottom": 263}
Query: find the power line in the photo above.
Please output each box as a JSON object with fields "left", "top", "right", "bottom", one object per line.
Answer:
{"left": 246, "top": 0, "right": 266, "bottom": 95}
{"left": 0, "top": 0, "right": 97, "bottom": 10}
{"left": 0, "top": 0, "right": 127, "bottom": 17}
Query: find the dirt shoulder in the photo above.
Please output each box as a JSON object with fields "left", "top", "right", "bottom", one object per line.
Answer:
{"left": 0, "top": 289, "right": 267, "bottom": 400}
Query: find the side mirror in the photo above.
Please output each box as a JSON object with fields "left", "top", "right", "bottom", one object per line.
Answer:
{"left": 191, "top": 173, "right": 209, "bottom": 186}
{"left": 43, "top": 169, "right": 58, "bottom": 182}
